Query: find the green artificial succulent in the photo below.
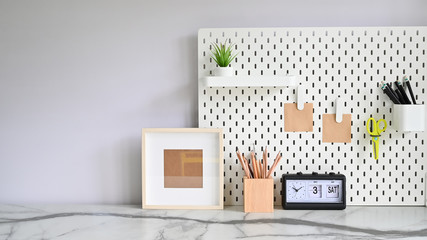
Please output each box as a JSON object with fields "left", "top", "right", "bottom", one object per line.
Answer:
{"left": 210, "top": 40, "right": 238, "bottom": 67}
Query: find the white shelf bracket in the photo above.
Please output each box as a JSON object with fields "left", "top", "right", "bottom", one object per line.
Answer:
{"left": 297, "top": 85, "right": 305, "bottom": 110}
{"left": 336, "top": 97, "right": 343, "bottom": 123}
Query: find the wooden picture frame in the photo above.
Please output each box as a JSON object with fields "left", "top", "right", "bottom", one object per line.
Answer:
{"left": 142, "top": 128, "right": 223, "bottom": 209}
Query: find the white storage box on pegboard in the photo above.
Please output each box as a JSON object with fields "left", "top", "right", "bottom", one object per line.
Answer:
{"left": 392, "top": 104, "right": 426, "bottom": 132}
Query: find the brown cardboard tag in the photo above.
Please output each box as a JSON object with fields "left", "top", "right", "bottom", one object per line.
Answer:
{"left": 322, "top": 114, "right": 352, "bottom": 143}
{"left": 284, "top": 103, "right": 314, "bottom": 132}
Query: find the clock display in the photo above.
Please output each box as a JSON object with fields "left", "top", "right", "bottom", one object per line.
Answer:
{"left": 282, "top": 173, "right": 346, "bottom": 210}
{"left": 287, "top": 181, "right": 306, "bottom": 200}
{"left": 285, "top": 180, "right": 343, "bottom": 203}
{"left": 327, "top": 185, "right": 339, "bottom": 198}
{"left": 309, "top": 184, "right": 322, "bottom": 198}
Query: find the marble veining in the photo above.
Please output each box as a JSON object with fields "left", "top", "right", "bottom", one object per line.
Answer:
{"left": 0, "top": 205, "right": 426, "bottom": 239}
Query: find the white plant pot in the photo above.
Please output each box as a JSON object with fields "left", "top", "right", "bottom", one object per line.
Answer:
{"left": 213, "top": 67, "right": 234, "bottom": 77}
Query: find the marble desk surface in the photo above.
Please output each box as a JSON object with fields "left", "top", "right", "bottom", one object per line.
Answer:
{"left": 0, "top": 204, "right": 426, "bottom": 240}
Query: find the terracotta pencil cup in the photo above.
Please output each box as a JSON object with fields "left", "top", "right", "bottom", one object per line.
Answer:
{"left": 243, "top": 177, "right": 274, "bottom": 213}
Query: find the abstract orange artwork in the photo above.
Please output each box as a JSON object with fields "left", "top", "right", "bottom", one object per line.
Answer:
{"left": 164, "top": 149, "right": 203, "bottom": 188}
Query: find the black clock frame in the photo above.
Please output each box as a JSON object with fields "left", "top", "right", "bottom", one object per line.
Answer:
{"left": 282, "top": 172, "right": 346, "bottom": 210}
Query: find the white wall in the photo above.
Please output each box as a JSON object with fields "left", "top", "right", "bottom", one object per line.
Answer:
{"left": 1, "top": 0, "right": 426, "bottom": 204}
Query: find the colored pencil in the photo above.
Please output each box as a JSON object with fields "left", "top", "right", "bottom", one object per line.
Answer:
{"left": 236, "top": 149, "right": 251, "bottom": 178}
{"left": 242, "top": 154, "right": 254, "bottom": 178}
{"left": 267, "top": 151, "right": 282, "bottom": 178}
{"left": 251, "top": 151, "right": 258, "bottom": 178}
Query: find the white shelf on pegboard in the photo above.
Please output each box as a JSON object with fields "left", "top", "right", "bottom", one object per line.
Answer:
{"left": 202, "top": 75, "right": 297, "bottom": 87}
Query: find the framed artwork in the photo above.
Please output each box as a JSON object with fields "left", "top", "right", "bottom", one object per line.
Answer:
{"left": 142, "top": 128, "right": 223, "bottom": 209}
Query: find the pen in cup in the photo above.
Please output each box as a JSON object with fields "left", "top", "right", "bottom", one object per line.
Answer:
{"left": 403, "top": 76, "right": 417, "bottom": 104}
{"left": 395, "top": 78, "right": 411, "bottom": 104}
{"left": 381, "top": 81, "right": 400, "bottom": 104}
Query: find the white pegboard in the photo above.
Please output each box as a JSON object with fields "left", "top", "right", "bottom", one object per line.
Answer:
{"left": 198, "top": 27, "right": 426, "bottom": 206}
